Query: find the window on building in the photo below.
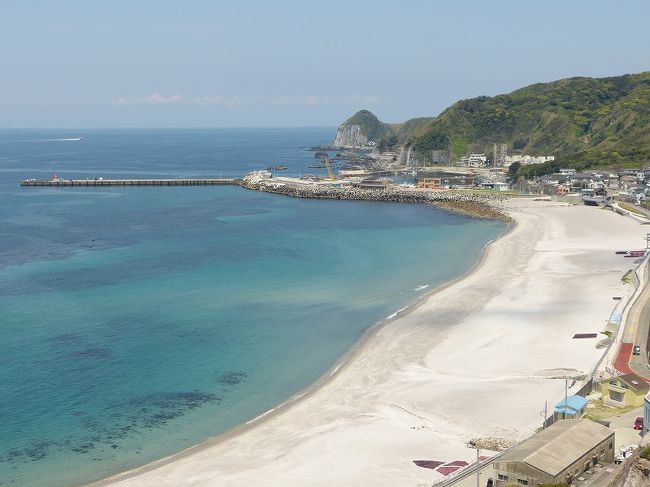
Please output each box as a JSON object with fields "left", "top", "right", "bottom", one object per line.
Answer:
{"left": 497, "top": 474, "right": 509, "bottom": 481}
{"left": 610, "top": 390, "right": 625, "bottom": 402}
{"left": 601, "top": 449, "right": 605, "bottom": 455}
{"left": 575, "top": 468, "right": 579, "bottom": 475}
{"left": 517, "top": 480, "right": 529, "bottom": 486}
{"left": 609, "top": 442, "right": 613, "bottom": 450}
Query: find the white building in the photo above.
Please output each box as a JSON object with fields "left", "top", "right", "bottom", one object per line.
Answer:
{"left": 506, "top": 155, "right": 555, "bottom": 165}
{"left": 460, "top": 153, "right": 487, "bottom": 167}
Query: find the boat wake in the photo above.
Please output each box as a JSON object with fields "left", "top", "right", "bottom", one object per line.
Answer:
{"left": 413, "top": 284, "right": 429, "bottom": 292}
{"left": 0, "top": 137, "right": 82, "bottom": 142}
{"left": 42, "top": 137, "right": 83, "bottom": 141}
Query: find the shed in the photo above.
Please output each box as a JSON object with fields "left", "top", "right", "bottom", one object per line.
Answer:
{"left": 554, "top": 395, "right": 588, "bottom": 419}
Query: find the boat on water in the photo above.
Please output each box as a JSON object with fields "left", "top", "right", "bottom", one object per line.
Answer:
{"left": 267, "top": 165, "right": 288, "bottom": 171}
{"left": 309, "top": 164, "right": 325, "bottom": 168}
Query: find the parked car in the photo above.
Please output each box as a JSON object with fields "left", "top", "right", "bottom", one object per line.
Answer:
{"left": 635, "top": 417, "right": 644, "bottom": 430}
{"left": 633, "top": 345, "right": 641, "bottom": 355}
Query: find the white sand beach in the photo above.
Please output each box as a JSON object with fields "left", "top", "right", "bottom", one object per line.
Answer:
{"left": 96, "top": 198, "right": 647, "bottom": 487}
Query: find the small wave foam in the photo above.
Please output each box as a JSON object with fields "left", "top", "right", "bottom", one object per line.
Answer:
{"left": 413, "top": 284, "right": 429, "bottom": 292}
{"left": 385, "top": 305, "right": 408, "bottom": 320}
{"left": 246, "top": 407, "right": 278, "bottom": 424}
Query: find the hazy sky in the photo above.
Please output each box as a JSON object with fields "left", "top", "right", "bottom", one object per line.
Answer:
{"left": 1, "top": 0, "right": 649, "bottom": 128}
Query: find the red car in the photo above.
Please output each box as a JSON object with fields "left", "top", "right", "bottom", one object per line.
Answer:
{"left": 634, "top": 417, "right": 644, "bottom": 430}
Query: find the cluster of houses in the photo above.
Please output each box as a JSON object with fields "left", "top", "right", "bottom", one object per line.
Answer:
{"left": 533, "top": 169, "right": 650, "bottom": 203}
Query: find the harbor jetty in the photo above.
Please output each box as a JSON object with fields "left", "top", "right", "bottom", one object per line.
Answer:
{"left": 241, "top": 171, "right": 510, "bottom": 220}
{"left": 21, "top": 178, "right": 241, "bottom": 187}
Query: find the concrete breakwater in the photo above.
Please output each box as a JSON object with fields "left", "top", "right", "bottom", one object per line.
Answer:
{"left": 240, "top": 178, "right": 510, "bottom": 221}
{"left": 21, "top": 178, "right": 241, "bottom": 187}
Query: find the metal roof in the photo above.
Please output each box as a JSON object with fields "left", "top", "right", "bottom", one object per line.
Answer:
{"left": 554, "top": 395, "right": 587, "bottom": 414}
{"left": 494, "top": 420, "right": 613, "bottom": 477}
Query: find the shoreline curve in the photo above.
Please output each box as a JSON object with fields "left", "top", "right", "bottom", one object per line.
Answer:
{"left": 89, "top": 203, "right": 513, "bottom": 486}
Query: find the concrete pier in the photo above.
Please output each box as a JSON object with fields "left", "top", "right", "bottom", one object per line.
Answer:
{"left": 21, "top": 178, "right": 242, "bottom": 187}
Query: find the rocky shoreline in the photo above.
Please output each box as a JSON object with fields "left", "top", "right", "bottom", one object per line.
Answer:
{"left": 240, "top": 177, "right": 511, "bottom": 221}
{"left": 430, "top": 199, "right": 513, "bottom": 221}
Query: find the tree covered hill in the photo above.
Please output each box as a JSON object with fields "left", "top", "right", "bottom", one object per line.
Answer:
{"left": 337, "top": 71, "right": 650, "bottom": 175}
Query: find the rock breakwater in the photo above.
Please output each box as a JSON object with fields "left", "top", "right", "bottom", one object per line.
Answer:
{"left": 240, "top": 175, "right": 511, "bottom": 221}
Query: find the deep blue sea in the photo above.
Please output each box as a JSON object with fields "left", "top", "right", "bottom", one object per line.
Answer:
{"left": 0, "top": 128, "right": 505, "bottom": 487}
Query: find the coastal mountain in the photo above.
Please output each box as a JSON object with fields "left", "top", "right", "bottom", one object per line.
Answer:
{"left": 333, "top": 110, "right": 391, "bottom": 147}
{"left": 333, "top": 71, "right": 650, "bottom": 174}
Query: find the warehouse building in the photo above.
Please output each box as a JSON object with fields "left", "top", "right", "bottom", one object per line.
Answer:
{"left": 493, "top": 419, "right": 614, "bottom": 486}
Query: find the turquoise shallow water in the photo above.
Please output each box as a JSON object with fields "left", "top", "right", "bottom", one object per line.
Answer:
{"left": 0, "top": 129, "right": 505, "bottom": 486}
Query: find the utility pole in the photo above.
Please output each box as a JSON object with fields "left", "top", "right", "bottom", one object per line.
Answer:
{"left": 562, "top": 377, "right": 569, "bottom": 419}
{"left": 543, "top": 401, "right": 548, "bottom": 429}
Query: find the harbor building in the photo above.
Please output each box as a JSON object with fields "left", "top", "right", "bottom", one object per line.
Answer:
{"left": 417, "top": 178, "right": 443, "bottom": 190}
{"left": 493, "top": 419, "right": 615, "bottom": 486}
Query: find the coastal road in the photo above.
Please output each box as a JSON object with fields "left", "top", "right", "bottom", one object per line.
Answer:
{"left": 615, "top": 258, "right": 650, "bottom": 380}
{"left": 630, "top": 291, "right": 650, "bottom": 378}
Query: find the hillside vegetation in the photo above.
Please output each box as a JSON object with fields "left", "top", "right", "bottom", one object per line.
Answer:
{"left": 338, "top": 72, "right": 650, "bottom": 176}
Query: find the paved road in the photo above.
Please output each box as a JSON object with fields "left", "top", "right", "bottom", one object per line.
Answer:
{"left": 608, "top": 406, "right": 646, "bottom": 450}
{"left": 615, "top": 258, "right": 650, "bottom": 379}
{"left": 630, "top": 289, "right": 650, "bottom": 377}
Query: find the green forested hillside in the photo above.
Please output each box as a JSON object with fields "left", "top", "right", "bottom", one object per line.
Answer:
{"left": 340, "top": 72, "right": 650, "bottom": 175}
{"left": 340, "top": 110, "right": 391, "bottom": 143}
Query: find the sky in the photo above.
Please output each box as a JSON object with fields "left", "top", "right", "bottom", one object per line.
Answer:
{"left": 1, "top": 0, "right": 649, "bottom": 128}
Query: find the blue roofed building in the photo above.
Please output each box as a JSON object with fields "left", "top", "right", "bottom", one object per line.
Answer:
{"left": 554, "top": 395, "right": 588, "bottom": 420}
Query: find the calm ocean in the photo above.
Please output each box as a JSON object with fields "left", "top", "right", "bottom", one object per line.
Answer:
{"left": 0, "top": 128, "right": 505, "bottom": 487}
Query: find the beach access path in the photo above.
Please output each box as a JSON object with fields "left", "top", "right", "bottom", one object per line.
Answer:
{"left": 95, "top": 199, "right": 647, "bottom": 487}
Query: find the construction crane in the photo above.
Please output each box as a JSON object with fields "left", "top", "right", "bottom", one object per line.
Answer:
{"left": 323, "top": 158, "right": 336, "bottom": 180}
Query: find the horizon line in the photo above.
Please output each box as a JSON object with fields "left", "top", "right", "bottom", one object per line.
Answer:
{"left": 0, "top": 125, "right": 339, "bottom": 130}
